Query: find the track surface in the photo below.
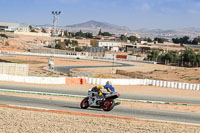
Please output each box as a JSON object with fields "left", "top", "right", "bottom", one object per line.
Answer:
{"left": 0, "top": 94, "right": 200, "bottom": 125}
{"left": 0, "top": 84, "right": 200, "bottom": 104}
{"left": 54, "top": 59, "right": 133, "bottom": 73}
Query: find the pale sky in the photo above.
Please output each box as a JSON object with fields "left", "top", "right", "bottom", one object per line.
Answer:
{"left": 0, "top": 0, "right": 200, "bottom": 29}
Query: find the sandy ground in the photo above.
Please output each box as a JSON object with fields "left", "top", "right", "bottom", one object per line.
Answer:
{"left": 0, "top": 55, "right": 113, "bottom": 77}
{"left": 76, "top": 61, "right": 200, "bottom": 83}
{"left": 0, "top": 106, "right": 200, "bottom": 133}
{"left": 0, "top": 54, "right": 200, "bottom": 83}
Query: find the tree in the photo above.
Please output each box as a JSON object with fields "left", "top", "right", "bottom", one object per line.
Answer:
{"left": 128, "top": 36, "right": 137, "bottom": 42}
{"left": 84, "top": 32, "right": 93, "bottom": 38}
{"left": 64, "top": 30, "right": 69, "bottom": 37}
{"left": 75, "top": 30, "right": 83, "bottom": 37}
{"left": 29, "top": 25, "right": 36, "bottom": 32}
{"left": 101, "top": 32, "right": 112, "bottom": 36}
{"left": 98, "top": 29, "right": 102, "bottom": 35}
{"left": 147, "top": 37, "right": 152, "bottom": 43}
{"left": 64, "top": 39, "right": 71, "bottom": 46}
{"left": 154, "top": 38, "right": 165, "bottom": 43}
{"left": 71, "top": 40, "right": 78, "bottom": 47}
{"left": 196, "top": 54, "right": 200, "bottom": 67}
{"left": 148, "top": 50, "right": 159, "bottom": 61}
{"left": 143, "top": 37, "right": 152, "bottom": 42}
{"left": 41, "top": 28, "right": 47, "bottom": 33}
{"left": 120, "top": 35, "right": 127, "bottom": 41}
{"left": 0, "top": 34, "right": 8, "bottom": 38}
{"left": 192, "top": 38, "right": 198, "bottom": 45}
{"left": 172, "top": 36, "right": 197, "bottom": 45}
{"left": 182, "top": 48, "right": 196, "bottom": 67}
{"left": 55, "top": 41, "right": 66, "bottom": 50}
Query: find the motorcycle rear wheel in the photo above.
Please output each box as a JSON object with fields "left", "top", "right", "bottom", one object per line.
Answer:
{"left": 80, "top": 97, "right": 89, "bottom": 109}
{"left": 103, "top": 99, "right": 115, "bottom": 111}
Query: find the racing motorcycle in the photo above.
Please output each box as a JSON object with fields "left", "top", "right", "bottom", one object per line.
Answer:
{"left": 80, "top": 89, "right": 120, "bottom": 111}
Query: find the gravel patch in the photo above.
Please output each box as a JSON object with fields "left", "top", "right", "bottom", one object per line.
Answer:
{"left": 0, "top": 107, "right": 200, "bottom": 133}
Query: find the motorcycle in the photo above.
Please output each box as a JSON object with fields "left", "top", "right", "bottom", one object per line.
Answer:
{"left": 80, "top": 89, "right": 120, "bottom": 111}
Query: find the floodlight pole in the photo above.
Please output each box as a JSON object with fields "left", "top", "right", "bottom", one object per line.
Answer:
{"left": 50, "top": 11, "right": 61, "bottom": 72}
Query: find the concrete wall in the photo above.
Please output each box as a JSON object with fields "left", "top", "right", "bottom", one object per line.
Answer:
{"left": 0, "top": 74, "right": 87, "bottom": 85}
{"left": 0, "top": 63, "right": 28, "bottom": 76}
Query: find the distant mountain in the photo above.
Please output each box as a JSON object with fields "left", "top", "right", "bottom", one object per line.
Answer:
{"left": 135, "top": 28, "right": 200, "bottom": 38}
{"left": 66, "top": 20, "right": 129, "bottom": 30}
{"left": 34, "top": 24, "right": 53, "bottom": 28}
{"left": 64, "top": 20, "right": 133, "bottom": 34}
{"left": 34, "top": 21, "right": 200, "bottom": 38}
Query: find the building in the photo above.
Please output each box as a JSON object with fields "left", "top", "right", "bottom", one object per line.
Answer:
{"left": 93, "top": 40, "right": 121, "bottom": 52}
{"left": 0, "top": 22, "right": 29, "bottom": 32}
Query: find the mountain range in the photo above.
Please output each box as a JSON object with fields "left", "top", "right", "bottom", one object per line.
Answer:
{"left": 64, "top": 20, "right": 132, "bottom": 34}
{"left": 36, "top": 20, "right": 200, "bottom": 38}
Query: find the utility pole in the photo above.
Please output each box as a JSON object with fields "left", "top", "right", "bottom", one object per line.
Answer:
{"left": 112, "top": 54, "right": 115, "bottom": 74}
{"left": 48, "top": 11, "right": 61, "bottom": 71}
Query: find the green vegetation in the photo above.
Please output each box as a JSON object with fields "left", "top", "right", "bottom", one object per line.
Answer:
{"left": 64, "top": 30, "right": 93, "bottom": 39}
{"left": 0, "top": 34, "right": 8, "bottom": 38}
{"left": 148, "top": 48, "right": 200, "bottom": 67}
{"left": 55, "top": 39, "right": 85, "bottom": 51}
{"left": 98, "top": 29, "right": 112, "bottom": 36}
{"left": 154, "top": 37, "right": 168, "bottom": 43}
{"left": 119, "top": 35, "right": 138, "bottom": 42}
{"left": 172, "top": 36, "right": 200, "bottom": 45}
{"left": 29, "top": 25, "right": 37, "bottom": 32}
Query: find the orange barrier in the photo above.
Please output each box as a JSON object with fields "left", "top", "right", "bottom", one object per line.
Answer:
{"left": 81, "top": 78, "right": 87, "bottom": 85}
{"left": 66, "top": 77, "right": 87, "bottom": 85}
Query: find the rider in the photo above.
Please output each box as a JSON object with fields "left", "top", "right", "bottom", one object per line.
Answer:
{"left": 104, "top": 81, "right": 115, "bottom": 92}
{"left": 91, "top": 85, "right": 109, "bottom": 99}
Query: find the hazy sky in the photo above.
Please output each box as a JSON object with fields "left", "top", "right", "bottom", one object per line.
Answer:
{"left": 0, "top": 0, "right": 200, "bottom": 29}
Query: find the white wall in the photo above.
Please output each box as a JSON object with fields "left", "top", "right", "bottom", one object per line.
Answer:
{"left": 0, "top": 74, "right": 66, "bottom": 84}
{"left": 81, "top": 77, "right": 200, "bottom": 91}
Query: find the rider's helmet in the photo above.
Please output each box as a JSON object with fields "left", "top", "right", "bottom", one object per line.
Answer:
{"left": 106, "top": 81, "right": 112, "bottom": 85}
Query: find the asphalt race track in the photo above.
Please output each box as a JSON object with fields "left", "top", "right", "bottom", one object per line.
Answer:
{"left": 54, "top": 59, "right": 133, "bottom": 74}
{"left": 0, "top": 84, "right": 200, "bottom": 104}
{"left": 0, "top": 84, "right": 200, "bottom": 125}
{"left": 0, "top": 94, "right": 200, "bottom": 125}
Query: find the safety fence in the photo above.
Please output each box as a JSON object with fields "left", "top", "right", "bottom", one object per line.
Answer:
{"left": 0, "top": 74, "right": 87, "bottom": 85}
{"left": 0, "top": 74, "right": 199, "bottom": 90}
{"left": 79, "top": 77, "right": 200, "bottom": 91}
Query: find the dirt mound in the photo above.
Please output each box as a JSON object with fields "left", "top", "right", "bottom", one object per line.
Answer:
{"left": 0, "top": 40, "right": 30, "bottom": 53}
{"left": 5, "top": 40, "right": 23, "bottom": 47}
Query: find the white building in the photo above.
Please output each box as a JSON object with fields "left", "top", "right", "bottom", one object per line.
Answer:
{"left": 94, "top": 41, "right": 121, "bottom": 52}
{"left": 0, "top": 22, "right": 29, "bottom": 32}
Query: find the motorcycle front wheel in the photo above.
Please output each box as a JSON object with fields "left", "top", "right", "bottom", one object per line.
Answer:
{"left": 103, "top": 99, "right": 115, "bottom": 111}
{"left": 80, "top": 97, "right": 89, "bottom": 109}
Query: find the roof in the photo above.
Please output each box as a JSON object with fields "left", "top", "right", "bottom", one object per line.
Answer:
{"left": 0, "top": 22, "right": 19, "bottom": 27}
